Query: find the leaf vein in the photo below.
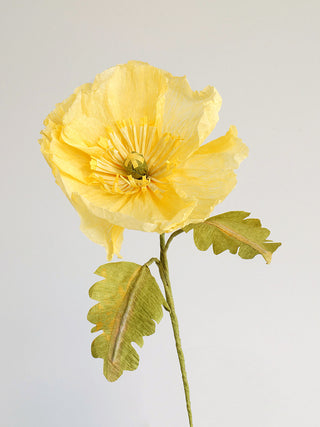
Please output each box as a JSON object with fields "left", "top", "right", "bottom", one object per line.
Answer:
{"left": 206, "top": 219, "right": 272, "bottom": 263}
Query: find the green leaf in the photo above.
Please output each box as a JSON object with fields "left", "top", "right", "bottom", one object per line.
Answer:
{"left": 187, "top": 211, "right": 281, "bottom": 264}
{"left": 88, "top": 261, "right": 167, "bottom": 382}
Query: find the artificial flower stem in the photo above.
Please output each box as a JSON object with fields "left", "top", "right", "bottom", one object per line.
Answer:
{"left": 159, "top": 233, "right": 194, "bottom": 427}
{"left": 164, "top": 229, "right": 184, "bottom": 252}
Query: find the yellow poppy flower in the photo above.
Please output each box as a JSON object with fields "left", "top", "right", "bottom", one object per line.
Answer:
{"left": 40, "top": 61, "right": 248, "bottom": 260}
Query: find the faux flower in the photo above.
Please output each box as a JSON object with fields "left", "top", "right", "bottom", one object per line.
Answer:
{"left": 40, "top": 61, "right": 248, "bottom": 260}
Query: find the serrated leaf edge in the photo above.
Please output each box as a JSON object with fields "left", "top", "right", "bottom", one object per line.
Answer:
{"left": 88, "top": 262, "right": 167, "bottom": 381}
{"left": 206, "top": 219, "right": 273, "bottom": 263}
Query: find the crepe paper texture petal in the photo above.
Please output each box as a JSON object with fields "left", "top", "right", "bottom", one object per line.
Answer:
{"left": 88, "top": 262, "right": 167, "bottom": 381}
{"left": 39, "top": 61, "right": 248, "bottom": 259}
{"left": 186, "top": 211, "right": 281, "bottom": 264}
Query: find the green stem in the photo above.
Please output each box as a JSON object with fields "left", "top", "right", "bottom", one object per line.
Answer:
{"left": 164, "top": 229, "right": 184, "bottom": 252}
{"left": 159, "top": 233, "right": 193, "bottom": 427}
{"left": 145, "top": 257, "right": 160, "bottom": 267}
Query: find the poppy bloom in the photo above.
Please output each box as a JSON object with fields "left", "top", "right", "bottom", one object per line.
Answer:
{"left": 40, "top": 61, "right": 248, "bottom": 259}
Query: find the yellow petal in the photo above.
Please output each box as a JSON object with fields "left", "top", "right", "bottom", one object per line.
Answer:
{"left": 89, "top": 61, "right": 221, "bottom": 164}
{"left": 72, "top": 193, "right": 124, "bottom": 261}
{"left": 104, "top": 185, "right": 196, "bottom": 233}
{"left": 92, "top": 60, "right": 169, "bottom": 125}
{"left": 43, "top": 83, "right": 92, "bottom": 129}
{"left": 43, "top": 133, "right": 91, "bottom": 184}
{"left": 171, "top": 126, "right": 248, "bottom": 222}
{"left": 55, "top": 172, "right": 123, "bottom": 260}
{"left": 61, "top": 91, "right": 108, "bottom": 154}
{"left": 56, "top": 170, "right": 196, "bottom": 234}
{"left": 40, "top": 83, "right": 91, "bottom": 169}
{"left": 159, "top": 76, "right": 222, "bottom": 160}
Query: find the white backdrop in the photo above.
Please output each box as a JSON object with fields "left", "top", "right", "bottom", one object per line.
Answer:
{"left": 1, "top": 1, "right": 319, "bottom": 426}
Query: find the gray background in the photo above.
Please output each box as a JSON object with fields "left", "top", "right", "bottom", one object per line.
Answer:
{"left": 1, "top": 0, "right": 319, "bottom": 426}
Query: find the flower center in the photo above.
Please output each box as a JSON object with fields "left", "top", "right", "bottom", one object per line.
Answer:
{"left": 123, "top": 152, "right": 148, "bottom": 179}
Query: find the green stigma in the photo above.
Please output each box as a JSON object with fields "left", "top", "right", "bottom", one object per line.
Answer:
{"left": 124, "top": 152, "right": 148, "bottom": 179}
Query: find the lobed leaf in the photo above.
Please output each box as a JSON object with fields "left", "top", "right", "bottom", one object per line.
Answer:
{"left": 186, "top": 211, "right": 281, "bottom": 263}
{"left": 88, "top": 261, "right": 166, "bottom": 381}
